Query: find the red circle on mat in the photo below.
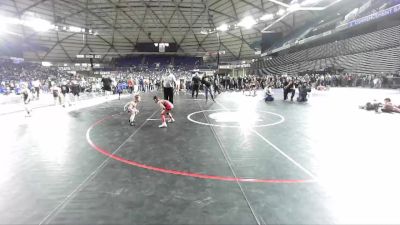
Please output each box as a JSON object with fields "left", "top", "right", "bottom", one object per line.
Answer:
{"left": 86, "top": 115, "right": 315, "bottom": 183}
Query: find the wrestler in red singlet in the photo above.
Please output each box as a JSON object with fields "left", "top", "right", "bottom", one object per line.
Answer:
{"left": 153, "top": 96, "right": 175, "bottom": 128}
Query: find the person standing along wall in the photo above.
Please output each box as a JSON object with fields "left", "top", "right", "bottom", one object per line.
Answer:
{"left": 32, "top": 79, "right": 41, "bottom": 100}
{"left": 201, "top": 75, "right": 215, "bottom": 103}
{"left": 101, "top": 75, "right": 112, "bottom": 99}
{"left": 191, "top": 72, "right": 201, "bottom": 99}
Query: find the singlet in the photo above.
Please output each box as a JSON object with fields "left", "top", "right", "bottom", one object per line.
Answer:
{"left": 22, "top": 90, "right": 29, "bottom": 103}
{"left": 127, "top": 101, "right": 137, "bottom": 112}
{"left": 53, "top": 88, "right": 59, "bottom": 97}
{"left": 162, "top": 100, "right": 173, "bottom": 110}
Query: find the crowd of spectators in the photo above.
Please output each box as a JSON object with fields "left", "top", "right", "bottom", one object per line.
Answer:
{"left": 253, "top": 73, "right": 400, "bottom": 90}
{"left": 1, "top": 58, "right": 399, "bottom": 99}
{"left": 0, "top": 58, "right": 71, "bottom": 95}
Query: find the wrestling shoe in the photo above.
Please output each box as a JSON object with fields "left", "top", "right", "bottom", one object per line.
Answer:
{"left": 159, "top": 122, "right": 167, "bottom": 128}
{"left": 130, "top": 120, "right": 136, "bottom": 126}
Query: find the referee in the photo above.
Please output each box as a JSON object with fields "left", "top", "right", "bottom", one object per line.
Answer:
{"left": 162, "top": 70, "right": 177, "bottom": 103}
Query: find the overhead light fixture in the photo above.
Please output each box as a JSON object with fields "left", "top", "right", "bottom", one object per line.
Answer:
{"left": 238, "top": 16, "right": 256, "bottom": 29}
{"left": 276, "top": 8, "right": 286, "bottom": 16}
{"left": 216, "top": 24, "right": 229, "bottom": 32}
{"left": 269, "top": 0, "right": 290, "bottom": 8}
{"left": 0, "top": 22, "right": 7, "bottom": 34}
{"left": 300, "top": 0, "right": 320, "bottom": 6}
{"left": 41, "top": 61, "right": 52, "bottom": 67}
{"left": 69, "top": 26, "right": 83, "bottom": 32}
{"left": 23, "top": 18, "right": 53, "bottom": 32}
{"left": 288, "top": 3, "right": 301, "bottom": 12}
{"left": 260, "top": 13, "right": 274, "bottom": 21}
{"left": 0, "top": 16, "right": 20, "bottom": 25}
{"left": 0, "top": 15, "right": 54, "bottom": 32}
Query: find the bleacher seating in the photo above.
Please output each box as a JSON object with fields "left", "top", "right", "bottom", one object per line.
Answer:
{"left": 255, "top": 24, "right": 400, "bottom": 75}
{"left": 114, "top": 55, "right": 202, "bottom": 70}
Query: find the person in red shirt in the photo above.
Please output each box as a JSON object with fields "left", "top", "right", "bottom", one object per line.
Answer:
{"left": 127, "top": 78, "right": 134, "bottom": 94}
{"left": 153, "top": 96, "right": 175, "bottom": 128}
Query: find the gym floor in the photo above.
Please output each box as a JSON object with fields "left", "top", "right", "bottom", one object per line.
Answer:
{"left": 1, "top": 88, "right": 400, "bottom": 225}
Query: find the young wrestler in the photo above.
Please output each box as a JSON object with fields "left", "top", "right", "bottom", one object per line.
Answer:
{"left": 359, "top": 99, "right": 382, "bottom": 112}
{"left": 382, "top": 98, "right": 400, "bottom": 113}
{"left": 21, "top": 83, "right": 32, "bottom": 117}
{"left": 264, "top": 85, "right": 274, "bottom": 102}
{"left": 50, "top": 82, "right": 62, "bottom": 106}
{"left": 124, "top": 94, "right": 141, "bottom": 126}
{"left": 250, "top": 78, "right": 257, "bottom": 97}
{"left": 153, "top": 96, "right": 175, "bottom": 128}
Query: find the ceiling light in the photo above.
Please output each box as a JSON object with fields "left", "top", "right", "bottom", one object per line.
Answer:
{"left": 216, "top": 24, "right": 229, "bottom": 32}
{"left": 277, "top": 8, "right": 286, "bottom": 16}
{"left": 23, "top": 18, "right": 53, "bottom": 32}
{"left": 300, "top": 0, "right": 320, "bottom": 6}
{"left": 288, "top": 3, "right": 301, "bottom": 12}
{"left": 0, "top": 16, "right": 20, "bottom": 25}
{"left": 69, "top": 26, "right": 83, "bottom": 32}
{"left": 269, "top": 0, "right": 290, "bottom": 8}
{"left": 0, "top": 22, "right": 7, "bottom": 34}
{"left": 41, "top": 61, "right": 52, "bottom": 67}
{"left": 238, "top": 16, "right": 256, "bottom": 29}
{"left": 260, "top": 13, "right": 274, "bottom": 21}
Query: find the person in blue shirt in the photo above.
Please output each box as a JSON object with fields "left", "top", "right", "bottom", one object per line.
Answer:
{"left": 116, "top": 80, "right": 125, "bottom": 100}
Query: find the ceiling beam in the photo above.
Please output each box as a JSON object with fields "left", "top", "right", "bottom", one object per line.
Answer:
{"left": 239, "top": 0, "right": 265, "bottom": 12}
{"left": 111, "top": 0, "right": 121, "bottom": 46}
{"left": 140, "top": 0, "right": 179, "bottom": 44}
{"left": 209, "top": 9, "right": 237, "bottom": 21}
{"left": 106, "top": 0, "right": 155, "bottom": 42}
{"left": 159, "top": 6, "right": 178, "bottom": 43}
{"left": 220, "top": 42, "right": 238, "bottom": 59}
{"left": 172, "top": 0, "right": 209, "bottom": 53}
{"left": 58, "top": 0, "right": 136, "bottom": 46}
{"left": 20, "top": 0, "right": 50, "bottom": 14}
{"left": 11, "top": 0, "right": 42, "bottom": 61}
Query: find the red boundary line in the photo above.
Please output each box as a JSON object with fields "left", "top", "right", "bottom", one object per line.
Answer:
{"left": 86, "top": 115, "right": 316, "bottom": 184}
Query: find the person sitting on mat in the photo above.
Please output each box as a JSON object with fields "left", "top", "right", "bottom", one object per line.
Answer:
{"left": 297, "top": 81, "right": 311, "bottom": 102}
{"left": 264, "top": 85, "right": 274, "bottom": 102}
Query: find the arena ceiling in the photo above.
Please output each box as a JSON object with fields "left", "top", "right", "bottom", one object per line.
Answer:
{"left": 0, "top": 0, "right": 347, "bottom": 62}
